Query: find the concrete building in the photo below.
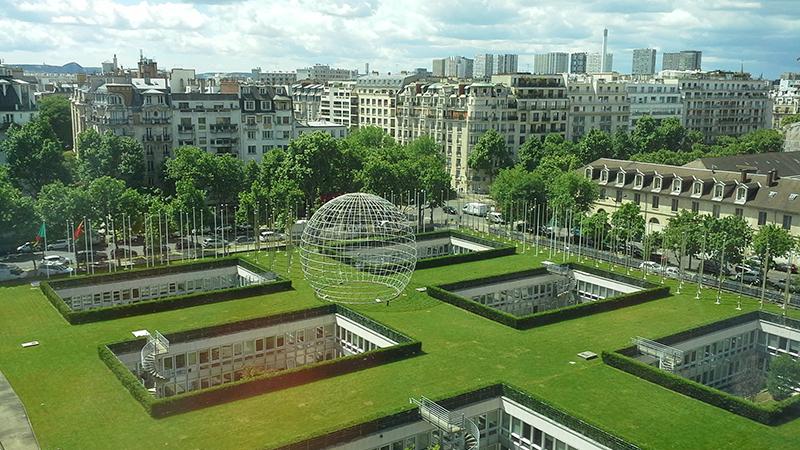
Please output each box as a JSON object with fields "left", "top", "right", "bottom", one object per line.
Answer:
{"left": 250, "top": 68, "right": 297, "bottom": 86}
{"left": 564, "top": 74, "right": 629, "bottom": 140}
{"left": 290, "top": 83, "right": 324, "bottom": 121}
{"left": 473, "top": 54, "right": 494, "bottom": 79}
{"left": 632, "top": 49, "right": 657, "bottom": 75}
{"left": 569, "top": 53, "right": 587, "bottom": 74}
{"left": 771, "top": 74, "right": 800, "bottom": 128}
{"left": 533, "top": 53, "right": 569, "bottom": 75}
{"left": 355, "top": 73, "right": 419, "bottom": 136}
{"left": 662, "top": 50, "right": 702, "bottom": 71}
{"left": 626, "top": 78, "right": 682, "bottom": 127}
{"left": 678, "top": 71, "right": 771, "bottom": 143}
{"left": 296, "top": 64, "right": 358, "bottom": 83}
{"left": 294, "top": 120, "right": 348, "bottom": 139}
{"left": 319, "top": 81, "right": 358, "bottom": 128}
{"left": 172, "top": 92, "right": 242, "bottom": 158}
{"left": 586, "top": 52, "right": 613, "bottom": 73}
{"left": 169, "top": 68, "right": 196, "bottom": 94}
{"left": 239, "top": 83, "right": 294, "bottom": 161}
{"left": 444, "top": 56, "right": 474, "bottom": 79}
{"left": 582, "top": 157, "right": 800, "bottom": 236}
{"left": 0, "top": 64, "right": 37, "bottom": 140}
{"left": 432, "top": 58, "right": 446, "bottom": 78}
{"left": 494, "top": 54, "right": 519, "bottom": 74}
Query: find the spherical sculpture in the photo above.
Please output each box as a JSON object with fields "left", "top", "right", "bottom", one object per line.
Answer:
{"left": 300, "top": 193, "right": 417, "bottom": 304}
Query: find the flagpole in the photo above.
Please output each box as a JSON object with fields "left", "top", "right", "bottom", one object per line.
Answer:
{"left": 42, "top": 221, "right": 49, "bottom": 279}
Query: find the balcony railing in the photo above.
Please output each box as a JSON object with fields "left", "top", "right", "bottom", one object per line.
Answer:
{"left": 177, "top": 125, "right": 194, "bottom": 133}
{"left": 210, "top": 124, "right": 238, "bottom": 133}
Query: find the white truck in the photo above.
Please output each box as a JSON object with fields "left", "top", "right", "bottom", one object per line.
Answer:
{"left": 462, "top": 202, "right": 489, "bottom": 217}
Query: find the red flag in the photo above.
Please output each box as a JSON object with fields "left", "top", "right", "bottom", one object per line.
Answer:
{"left": 73, "top": 220, "right": 85, "bottom": 240}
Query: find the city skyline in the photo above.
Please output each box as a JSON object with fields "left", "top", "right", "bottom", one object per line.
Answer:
{"left": 1, "top": 0, "right": 798, "bottom": 78}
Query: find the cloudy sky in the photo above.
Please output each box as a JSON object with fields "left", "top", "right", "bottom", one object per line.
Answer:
{"left": 1, "top": 0, "right": 798, "bottom": 77}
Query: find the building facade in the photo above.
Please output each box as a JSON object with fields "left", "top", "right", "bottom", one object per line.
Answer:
{"left": 319, "top": 81, "right": 359, "bottom": 128}
{"left": 0, "top": 65, "right": 37, "bottom": 140}
{"left": 662, "top": 50, "right": 702, "bottom": 71}
{"left": 356, "top": 74, "right": 419, "bottom": 137}
{"left": 565, "top": 74, "right": 630, "bottom": 140}
{"left": 432, "top": 58, "right": 446, "bottom": 78}
{"left": 474, "top": 54, "right": 494, "bottom": 79}
{"left": 632, "top": 49, "right": 657, "bottom": 75}
{"left": 533, "top": 53, "right": 569, "bottom": 75}
{"left": 251, "top": 68, "right": 297, "bottom": 86}
{"left": 290, "top": 83, "right": 324, "bottom": 121}
{"left": 296, "top": 64, "right": 357, "bottom": 83}
{"left": 626, "top": 78, "right": 682, "bottom": 127}
{"left": 569, "top": 53, "right": 587, "bottom": 74}
{"left": 494, "top": 54, "right": 518, "bottom": 74}
{"left": 586, "top": 53, "right": 613, "bottom": 73}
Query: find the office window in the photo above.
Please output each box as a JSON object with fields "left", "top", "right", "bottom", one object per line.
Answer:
{"left": 671, "top": 198, "right": 679, "bottom": 212}
{"left": 783, "top": 215, "right": 793, "bottom": 230}
{"left": 758, "top": 211, "right": 767, "bottom": 226}
{"left": 652, "top": 195, "right": 659, "bottom": 209}
{"left": 713, "top": 183, "right": 724, "bottom": 199}
{"left": 713, "top": 205, "right": 721, "bottom": 218}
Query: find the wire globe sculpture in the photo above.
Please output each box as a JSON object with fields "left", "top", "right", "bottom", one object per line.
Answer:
{"left": 300, "top": 193, "right": 417, "bottom": 304}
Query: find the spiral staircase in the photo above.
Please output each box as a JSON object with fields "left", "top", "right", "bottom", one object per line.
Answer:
{"left": 410, "top": 396, "right": 480, "bottom": 450}
{"left": 141, "top": 330, "right": 169, "bottom": 381}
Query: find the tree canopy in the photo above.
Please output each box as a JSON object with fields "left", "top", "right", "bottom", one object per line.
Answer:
{"left": 36, "top": 95, "right": 73, "bottom": 149}
{"left": 0, "top": 118, "right": 71, "bottom": 196}
{"left": 75, "top": 129, "right": 145, "bottom": 187}
{"left": 467, "top": 129, "right": 512, "bottom": 178}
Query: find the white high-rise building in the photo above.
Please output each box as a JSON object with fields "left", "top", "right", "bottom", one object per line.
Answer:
{"left": 587, "top": 53, "right": 613, "bottom": 73}
{"left": 533, "top": 53, "right": 569, "bottom": 74}
{"left": 632, "top": 49, "right": 657, "bottom": 75}
{"left": 494, "top": 54, "right": 518, "bottom": 74}
{"left": 474, "top": 54, "right": 494, "bottom": 79}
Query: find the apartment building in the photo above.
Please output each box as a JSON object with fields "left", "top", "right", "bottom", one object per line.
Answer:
{"left": 626, "top": 78, "right": 682, "bottom": 127}
{"left": 678, "top": 71, "right": 771, "bottom": 143}
{"left": 296, "top": 64, "right": 358, "bottom": 83}
{"left": 771, "top": 75, "right": 800, "bottom": 128}
{"left": 494, "top": 54, "right": 519, "bottom": 75}
{"left": 239, "top": 84, "right": 294, "bottom": 162}
{"left": 586, "top": 53, "right": 613, "bottom": 73}
{"left": 355, "top": 74, "right": 419, "bottom": 137}
{"left": 632, "top": 49, "right": 657, "bottom": 75}
{"left": 251, "top": 68, "right": 297, "bottom": 86}
{"left": 172, "top": 93, "right": 241, "bottom": 159}
{"left": 0, "top": 64, "right": 37, "bottom": 140}
{"left": 662, "top": 50, "right": 702, "bottom": 71}
{"left": 474, "top": 54, "right": 494, "bottom": 80}
{"left": 294, "top": 120, "right": 348, "bottom": 139}
{"left": 533, "top": 53, "right": 569, "bottom": 75}
{"left": 583, "top": 157, "right": 800, "bottom": 236}
{"left": 318, "top": 81, "right": 358, "bottom": 128}
{"left": 564, "top": 74, "right": 629, "bottom": 140}
{"left": 290, "top": 83, "right": 324, "bottom": 121}
{"left": 569, "top": 53, "right": 587, "bottom": 74}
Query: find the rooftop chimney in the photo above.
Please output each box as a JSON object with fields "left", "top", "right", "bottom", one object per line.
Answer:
{"left": 767, "top": 169, "right": 779, "bottom": 186}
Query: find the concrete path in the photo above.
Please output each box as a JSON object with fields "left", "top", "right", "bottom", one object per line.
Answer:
{"left": 0, "top": 370, "right": 39, "bottom": 450}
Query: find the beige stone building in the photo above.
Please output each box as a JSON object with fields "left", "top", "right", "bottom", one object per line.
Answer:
{"left": 564, "top": 74, "right": 630, "bottom": 140}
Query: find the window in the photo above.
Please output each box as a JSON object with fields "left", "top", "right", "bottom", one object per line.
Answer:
{"left": 600, "top": 169, "right": 608, "bottom": 183}
{"left": 246, "top": 116, "right": 256, "bottom": 125}
{"left": 599, "top": 188, "right": 606, "bottom": 199}
{"left": 672, "top": 179, "right": 681, "bottom": 193}
{"left": 692, "top": 181, "right": 703, "bottom": 196}
{"left": 671, "top": 198, "right": 679, "bottom": 212}
{"left": 247, "top": 131, "right": 256, "bottom": 139}
{"left": 247, "top": 145, "right": 256, "bottom": 154}
{"left": 616, "top": 172, "right": 625, "bottom": 185}
{"left": 713, "top": 204, "right": 721, "bottom": 218}
{"left": 735, "top": 208, "right": 743, "bottom": 217}
{"left": 691, "top": 201, "right": 699, "bottom": 213}
{"left": 615, "top": 189, "right": 623, "bottom": 202}
{"left": 713, "top": 183, "right": 724, "bottom": 200}
{"left": 652, "top": 195, "right": 660, "bottom": 209}
{"left": 244, "top": 101, "right": 255, "bottom": 110}
{"left": 653, "top": 176, "right": 662, "bottom": 190}
{"left": 758, "top": 211, "right": 767, "bottom": 226}
{"left": 735, "top": 186, "right": 747, "bottom": 203}
{"left": 585, "top": 167, "right": 593, "bottom": 178}
{"left": 633, "top": 193, "right": 641, "bottom": 205}
{"left": 783, "top": 215, "right": 793, "bottom": 230}
{"left": 634, "top": 174, "right": 643, "bottom": 189}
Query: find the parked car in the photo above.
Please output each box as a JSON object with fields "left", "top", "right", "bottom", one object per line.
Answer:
{"left": 442, "top": 205, "right": 458, "bottom": 215}
{"left": 664, "top": 266, "right": 681, "bottom": 278}
{"left": 772, "top": 278, "right": 800, "bottom": 293}
{"left": 46, "top": 240, "right": 69, "bottom": 251}
{"left": 729, "top": 271, "right": 762, "bottom": 285}
{"left": 259, "top": 231, "right": 285, "bottom": 243}
{"left": 76, "top": 251, "right": 108, "bottom": 264}
{"left": 37, "top": 264, "right": 73, "bottom": 276}
{"left": 774, "top": 262, "right": 798, "bottom": 274}
{"left": 202, "top": 238, "right": 226, "bottom": 249}
{"left": 486, "top": 212, "right": 505, "bottom": 224}
{"left": 110, "top": 247, "right": 138, "bottom": 259}
{"left": 16, "top": 242, "right": 37, "bottom": 253}
{"left": 234, "top": 235, "right": 256, "bottom": 244}
{"left": 174, "top": 239, "right": 195, "bottom": 250}
{"left": 700, "top": 259, "right": 730, "bottom": 276}
{"left": 42, "top": 255, "right": 71, "bottom": 266}
{"left": 638, "top": 261, "right": 662, "bottom": 273}
{"left": 463, "top": 202, "right": 489, "bottom": 217}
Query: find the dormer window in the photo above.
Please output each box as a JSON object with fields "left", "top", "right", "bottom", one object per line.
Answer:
{"left": 585, "top": 167, "right": 593, "bottom": 179}
{"left": 652, "top": 176, "right": 662, "bottom": 191}
{"left": 733, "top": 186, "right": 747, "bottom": 203}
{"left": 634, "top": 174, "right": 643, "bottom": 189}
{"left": 600, "top": 169, "right": 609, "bottom": 183}
{"left": 672, "top": 179, "right": 682, "bottom": 194}
{"left": 692, "top": 181, "right": 703, "bottom": 197}
{"left": 713, "top": 183, "right": 724, "bottom": 200}
{"left": 616, "top": 172, "right": 625, "bottom": 185}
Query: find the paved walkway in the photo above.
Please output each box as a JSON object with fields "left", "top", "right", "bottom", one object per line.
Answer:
{"left": 0, "top": 370, "right": 39, "bottom": 450}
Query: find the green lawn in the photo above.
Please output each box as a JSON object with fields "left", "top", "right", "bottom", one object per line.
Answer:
{"left": 1, "top": 246, "right": 799, "bottom": 449}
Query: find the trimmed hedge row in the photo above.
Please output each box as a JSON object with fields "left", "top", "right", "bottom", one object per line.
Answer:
{"left": 41, "top": 258, "right": 291, "bottom": 324}
{"left": 100, "top": 306, "right": 422, "bottom": 418}
{"left": 276, "top": 383, "right": 640, "bottom": 450}
{"left": 602, "top": 350, "right": 800, "bottom": 425}
{"left": 428, "top": 268, "right": 671, "bottom": 330}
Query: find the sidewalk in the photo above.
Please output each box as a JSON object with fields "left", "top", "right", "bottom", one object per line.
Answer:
{"left": 0, "top": 370, "right": 39, "bottom": 450}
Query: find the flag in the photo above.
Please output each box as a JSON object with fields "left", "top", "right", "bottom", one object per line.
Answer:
{"left": 73, "top": 220, "right": 85, "bottom": 240}
{"left": 34, "top": 222, "right": 46, "bottom": 243}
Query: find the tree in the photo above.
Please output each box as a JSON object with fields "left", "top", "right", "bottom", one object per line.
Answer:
{"left": 662, "top": 210, "right": 705, "bottom": 266}
{"left": 342, "top": 125, "right": 395, "bottom": 151}
{"left": 610, "top": 202, "right": 645, "bottom": 242}
{"left": 753, "top": 224, "right": 797, "bottom": 277}
{"left": 0, "top": 118, "right": 71, "bottom": 195}
{"left": 766, "top": 355, "right": 800, "bottom": 401}
{"left": 533, "top": 153, "right": 582, "bottom": 186}
{"left": 518, "top": 137, "right": 544, "bottom": 171}
{"left": 703, "top": 215, "right": 752, "bottom": 266}
{"left": 75, "top": 129, "right": 146, "bottom": 188}
{"left": 630, "top": 149, "right": 706, "bottom": 166}
{"left": 656, "top": 117, "right": 689, "bottom": 152}
{"left": 581, "top": 210, "right": 609, "bottom": 248}
{"left": 467, "top": 129, "right": 512, "bottom": 181}
{"left": 781, "top": 114, "right": 800, "bottom": 127}
{"left": 281, "top": 132, "right": 358, "bottom": 207}
{"left": 734, "top": 129, "right": 784, "bottom": 154}
{"left": 36, "top": 95, "right": 73, "bottom": 149}
{"left": 547, "top": 171, "right": 598, "bottom": 218}
{"left": 576, "top": 129, "right": 612, "bottom": 164}
{"left": 632, "top": 115, "right": 659, "bottom": 153}
{"left": 87, "top": 176, "right": 146, "bottom": 221}
{"left": 490, "top": 166, "right": 546, "bottom": 214}
{"left": 611, "top": 127, "right": 633, "bottom": 160}
{"left": 0, "top": 167, "right": 37, "bottom": 252}
{"left": 34, "top": 181, "right": 93, "bottom": 232}
{"left": 165, "top": 146, "right": 245, "bottom": 205}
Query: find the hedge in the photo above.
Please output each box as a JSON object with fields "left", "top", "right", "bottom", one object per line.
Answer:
{"left": 100, "top": 306, "right": 422, "bottom": 418}
{"left": 41, "top": 258, "right": 291, "bottom": 324}
{"left": 427, "top": 265, "right": 670, "bottom": 330}
{"left": 601, "top": 350, "right": 800, "bottom": 425}
{"left": 275, "top": 383, "right": 640, "bottom": 450}
{"left": 415, "top": 230, "right": 516, "bottom": 269}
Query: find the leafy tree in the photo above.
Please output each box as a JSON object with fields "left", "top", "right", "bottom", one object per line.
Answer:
{"left": 662, "top": 210, "right": 705, "bottom": 266}
{"left": 781, "top": 114, "right": 800, "bottom": 127}
{"left": 75, "top": 129, "right": 145, "bottom": 188}
{"left": 576, "top": 129, "right": 612, "bottom": 164}
{"left": 165, "top": 146, "right": 245, "bottom": 205}
{"left": 281, "top": 132, "right": 358, "bottom": 207}
{"left": 0, "top": 167, "right": 37, "bottom": 252}
{"left": 734, "top": 129, "right": 784, "bottom": 154}
{"left": 632, "top": 115, "right": 659, "bottom": 153}
{"left": 610, "top": 202, "right": 645, "bottom": 242}
{"left": 467, "top": 129, "right": 512, "bottom": 181}
{"left": 766, "top": 355, "right": 800, "bottom": 401}
{"left": 547, "top": 171, "right": 598, "bottom": 218}
{"left": 34, "top": 181, "right": 93, "bottom": 229}
{"left": 0, "top": 118, "right": 70, "bottom": 195}
{"left": 753, "top": 224, "right": 797, "bottom": 277}
{"left": 342, "top": 125, "right": 395, "bottom": 151}
{"left": 533, "top": 153, "right": 582, "bottom": 186}
{"left": 630, "top": 149, "right": 706, "bottom": 166}
{"left": 518, "top": 137, "right": 544, "bottom": 171}
{"left": 581, "top": 210, "right": 609, "bottom": 248}
{"left": 704, "top": 215, "right": 753, "bottom": 265}
{"left": 36, "top": 95, "right": 73, "bottom": 149}
{"left": 611, "top": 127, "right": 633, "bottom": 160}
{"left": 656, "top": 117, "right": 689, "bottom": 151}
{"left": 87, "top": 176, "right": 146, "bottom": 220}
{"left": 490, "top": 166, "right": 546, "bottom": 212}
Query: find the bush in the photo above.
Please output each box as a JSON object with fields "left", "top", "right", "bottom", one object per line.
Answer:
{"left": 415, "top": 230, "right": 516, "bottom": 269}
{"left": 602, "top": 351, "right": 800, "bottom": 425}
{"left": 41, "top": 258, "right": 291, "bottom": 324}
